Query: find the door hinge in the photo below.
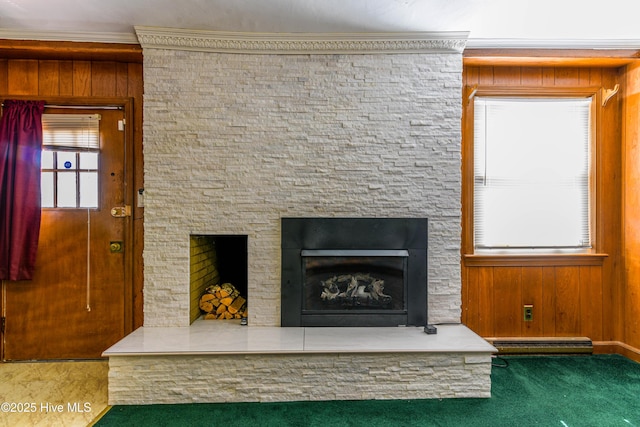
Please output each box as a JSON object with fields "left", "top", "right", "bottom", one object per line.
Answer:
{"left": 118, "top": 119, "right": 126, "bottom": 131}
{"left": 1, "top": 317, "right": 5, "bottom": 333}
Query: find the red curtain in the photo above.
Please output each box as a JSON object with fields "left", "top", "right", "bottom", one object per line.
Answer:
{"left": 0, "top": 100, "right": 45, "bottom": 280}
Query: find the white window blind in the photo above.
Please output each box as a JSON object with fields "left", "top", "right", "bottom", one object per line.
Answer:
{"left": 42, "top": 114, "right": 101, "bottom": 150}
{"left": 40, "top": 114, "right": 101, "bottom": 208}
{"left": 473, "top": 97, "right": 592, "bottom": 250}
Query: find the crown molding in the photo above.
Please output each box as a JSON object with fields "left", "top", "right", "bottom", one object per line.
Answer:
{"left": 0, "top": 28, "right": 138, "bottom": 44}
{"left": 134, "top": 26, "right": 468, "bottom": 54}
{"left": 466, "top": 38, "right": 640, "bottom": 50}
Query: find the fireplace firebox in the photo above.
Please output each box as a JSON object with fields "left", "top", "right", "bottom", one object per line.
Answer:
{"left": 281, "top": 218, "right": 427, "bottom": 327}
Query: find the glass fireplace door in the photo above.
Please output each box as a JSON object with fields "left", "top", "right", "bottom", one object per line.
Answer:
{"left": 301, "top": 250, "right": 408, "bottom": 316}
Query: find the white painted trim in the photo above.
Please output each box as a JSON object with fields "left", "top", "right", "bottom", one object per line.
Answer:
{"left": 0, "top": 28, "right": 139, "bottom": 44}
{"left": 466, "top": 38, "right": 640, "bottom": 50}
{"left": 1, "top": 28, "right": 638, "bottom": 51}
{"left": 134, "top": 26, "right": 469, "bottom": 54}
{"left": 0, "top": 26, "right": 640, "bottom": 53}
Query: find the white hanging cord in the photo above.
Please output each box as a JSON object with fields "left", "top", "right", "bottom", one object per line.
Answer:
{"left": 85, "top": 120, "right": 92, "bottom": 312}
{"left": 1, "top": 280, "right": 5, "bottom": 318}
{"left": 86, "top": 208, "right": 91, "bottom": 312}
{"left": 85, "top": 118, "right": 91, "bottom": 312}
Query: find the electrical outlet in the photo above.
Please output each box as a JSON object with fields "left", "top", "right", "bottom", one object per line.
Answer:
{"left": 523, "top": 305, "right": 533, "bottom": 322}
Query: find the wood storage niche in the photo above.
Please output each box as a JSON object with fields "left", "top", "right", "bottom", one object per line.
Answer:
{"left": 190, "top": 234, "right": 248, "bottom": 323}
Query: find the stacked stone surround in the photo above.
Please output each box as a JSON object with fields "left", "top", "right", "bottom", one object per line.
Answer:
{"left": 109, "top": 353, "right": 491, "bottom": 404}
{"left": 141, "top": 33, "right": 465, "bottom": 327}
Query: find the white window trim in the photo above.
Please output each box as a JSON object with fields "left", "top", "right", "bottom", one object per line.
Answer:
{"left": 466, "top": 87, "right": 600, "bottom": 256}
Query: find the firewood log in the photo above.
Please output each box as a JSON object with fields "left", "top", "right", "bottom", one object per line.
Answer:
{"left": 227, "top": 296, "right": 246, "bottom": 314}
{"left": 199, "top": 301, "right": 214, "bottom": 313}
{"left": 201, "top": 294, "right": 215, "bottom": 303}
{"left": 206, "top": 284, "right": 221, "bottom": 294}
{"left": 199, "top": 294, "right": 216, "bottom": 313}
{"left": 201, "top": 282, "right": 248, "bottom": 320}
{"left": 220, "top": 296, "right": 234, "bottom": 306}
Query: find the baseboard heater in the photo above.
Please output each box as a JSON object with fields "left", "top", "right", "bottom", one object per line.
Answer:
{"left": 487, "top": 337, "right": 593, "bottom": 355}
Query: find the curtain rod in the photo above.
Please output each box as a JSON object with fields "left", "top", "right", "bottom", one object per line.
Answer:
{"left": 1, "top": 103, "right": 123, "bottom": 110}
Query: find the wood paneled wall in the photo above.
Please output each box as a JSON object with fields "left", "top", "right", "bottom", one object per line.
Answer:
{"left": 2, "top": 45, "right": 637, "bottom": 358}
{"left": 623, "top": 62, "right": 640, "bottom": 353}
{"left": 0, "top": 58, "right": 141, "bottom": 98}
{"left": 461, "top": 66, "right": 623, "bottom": 343}
{"left": 464, "top": 264, "right": 604, "bottom": 338}
{"left": 0, "top": 46, "right": 144, "bottom": 332}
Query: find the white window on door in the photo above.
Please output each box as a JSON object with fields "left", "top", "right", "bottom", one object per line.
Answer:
{"left": 40, "top": 114, "right": 101, "bottom": 209}
{"left": 473, "top": 97, "right": 593, "bottom": 251}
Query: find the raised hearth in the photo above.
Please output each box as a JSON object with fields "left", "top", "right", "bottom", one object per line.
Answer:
{"left": 103, "top": 320, "right": 496, "bottom": 404}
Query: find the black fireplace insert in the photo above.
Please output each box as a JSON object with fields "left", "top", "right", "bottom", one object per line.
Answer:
{"left": 281, "top": 218, "right": 427, "bottom": 327}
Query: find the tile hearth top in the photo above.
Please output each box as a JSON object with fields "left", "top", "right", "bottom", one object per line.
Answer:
{"left": 103, "top": 320, "right": 496, "bottom": 356}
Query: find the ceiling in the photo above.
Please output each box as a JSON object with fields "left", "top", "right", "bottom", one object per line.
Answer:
{"left": 1, "top": 0, "right": 640, "bottom": 49}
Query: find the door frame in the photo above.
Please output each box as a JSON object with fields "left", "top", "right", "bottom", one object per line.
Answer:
{"left": 1, "top": 96, "right": 138, "bottom": 360}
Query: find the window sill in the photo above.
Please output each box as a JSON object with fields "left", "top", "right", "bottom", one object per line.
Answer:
{"left": 462, "top": 253, "right": 608, "bottom": 267}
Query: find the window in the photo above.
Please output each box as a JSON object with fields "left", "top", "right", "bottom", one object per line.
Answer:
{"left": 41, "top": 114, "right": 101, "bottom": 208}
{"left": 473, "top": 96, "right": 593, "bottom": 251}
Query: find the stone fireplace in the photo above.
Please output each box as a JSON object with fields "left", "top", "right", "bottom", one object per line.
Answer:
{"left": 136, "top": 29, "right": 466, "bottom": 328}
{"left": 281, "top": 217, "right": 427, "bottom": 327}
{"left": 103, "top": 28, "right": 496, "bottom": 405}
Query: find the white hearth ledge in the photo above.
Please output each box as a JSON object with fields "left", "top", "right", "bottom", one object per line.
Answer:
{"left": 103, "top": 320, "right": 495, "bottom": 356}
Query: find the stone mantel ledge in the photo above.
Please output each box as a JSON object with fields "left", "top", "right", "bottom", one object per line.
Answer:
{"left": 134, "top": 26, "right": 469, "bottom": 54}
{"left": 103, "top": 320, "right": 496, "bottom": 356}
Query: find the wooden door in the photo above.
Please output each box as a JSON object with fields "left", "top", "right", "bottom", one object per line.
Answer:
{"left": 2, "top": 107, "right": 131, "bottom": 360}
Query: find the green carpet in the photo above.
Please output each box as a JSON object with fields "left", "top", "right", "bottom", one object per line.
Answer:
{"left": 95, "top": 355, "right": 640, "bottom": 426}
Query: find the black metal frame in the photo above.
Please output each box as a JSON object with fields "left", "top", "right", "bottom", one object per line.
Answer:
{"left": 281, "top": 217, "right": 427, "bottom": 327}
